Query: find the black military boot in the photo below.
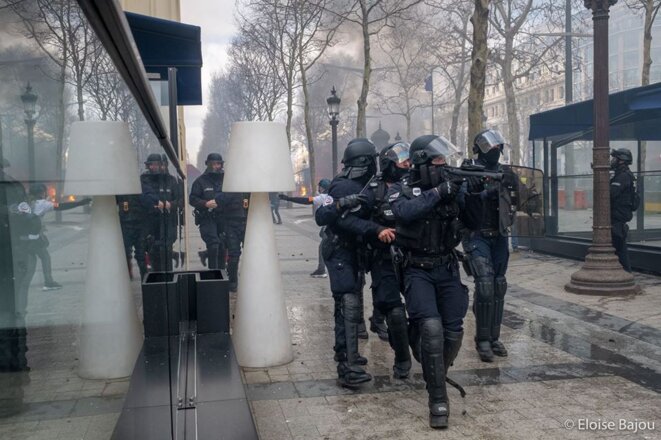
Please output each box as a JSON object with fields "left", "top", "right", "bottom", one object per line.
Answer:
{"left": 420, "top": 318, "right": 449, "bottom": 429}
{"left": 473, "top": 277, "right": 495, "bottom": 362}
{"left": 369, "top": 308, "right": 389, "bottom": 341}
{"left": 227, "top": 258, "right": 239, "bottom": 292}
{"left": 386, "top": 307, "right": 411, "bottom": 379}
{"left": 491, "top": 277, "right": 508, "bottom": 357}
{"left": 334, "top": 351, "right": 368, "bottom": 366}
{"left": 357, "top": 291, "right": 368, "bottom": 339}
{"left": 444, "top": 330, "right": 464, "bottom": 372}
{"left": 337, "top": 294, "right": 372, "bottom": 389}
{"left": 206, "top": 245, "right": 219, "bottom": 270}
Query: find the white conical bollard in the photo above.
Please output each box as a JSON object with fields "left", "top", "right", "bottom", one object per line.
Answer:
{"left": 78, "top": 195, "right": 142, "bottom": 379}
{"left": 232, "top": 192, "right": 293, "bottom": 367}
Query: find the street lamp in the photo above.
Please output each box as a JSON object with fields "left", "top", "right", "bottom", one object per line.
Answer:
{"left": 21, "top": 83, "right": 38, "bottom": 183}
{"left": 327, "top": 86, "right": 341, "bottom": 176}
{"left": 565, "top": 0, "right": 640, "bottom": 295}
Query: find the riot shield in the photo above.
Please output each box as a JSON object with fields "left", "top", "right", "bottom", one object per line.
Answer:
{"left": 500, "top": 165, "right": 545, "bottom": 237}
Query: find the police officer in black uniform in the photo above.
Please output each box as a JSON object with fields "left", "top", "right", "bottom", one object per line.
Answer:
{"left": 189, "top": 153, "right": 227, "bottom": 270}
{"left": 610, "top": 148, "right": 637, "bottom": 272}
{"left": 387, "top": 135, "right": 468, "bottom": 429}
{"left": 116, "top": 194, "right": 148, "bottom": 280}
{"left": 140, "top": 153, "right": 180, "bottom": 272}
{"left": 220, "top": 189, "right": 250, "bottom": 292}
{"left": 315, "top": 139, "right": 395, "bottom": 389}
{"left": 365, "top": 142, "right": 412, "bottom": 378}
{"left": 461, "top": 129, "right": 517, "bottom": 363}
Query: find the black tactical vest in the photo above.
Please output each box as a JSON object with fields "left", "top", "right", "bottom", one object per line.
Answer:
{"left": 395, "top": 183, "right": 462, "bottom": 256}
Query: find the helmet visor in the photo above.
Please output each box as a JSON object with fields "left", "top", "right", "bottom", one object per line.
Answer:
{"left": 384, "top": 143, "right": 410, "bottom": 165}
{"left": 428, "top": 136, "right": 461, "bottom": 163}
{"left": 475, "top": 130, "right": 506, "bottom": 154}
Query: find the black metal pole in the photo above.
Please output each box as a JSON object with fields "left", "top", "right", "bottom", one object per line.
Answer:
{"left": 331, "top": 118, "right": 338, "bottom": 176}
{"left": 26, "top": 118, "right": 36, "bottom": 183}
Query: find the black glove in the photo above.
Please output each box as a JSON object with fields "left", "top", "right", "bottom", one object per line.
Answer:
{"left": 436, "top": 181, "right": 459, "bottom": 201}
{"left": 337, "top": 193, "right": 368, "bottom": 210}
{"left": 278, "top": 194, "right": 289, "bottom": 201}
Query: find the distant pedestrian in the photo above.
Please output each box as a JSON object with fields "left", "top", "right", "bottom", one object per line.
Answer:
{"left": 278, "top": 179, "right": 332, "bottom": 278}
{"left": 610, "top": 148, "right": 639, "bottom": 272}
{"left": 29, "top": 184, "right": 90, "bottom": 290}
{"left": 269, "top": 192, "right": 282, "bottom": 224}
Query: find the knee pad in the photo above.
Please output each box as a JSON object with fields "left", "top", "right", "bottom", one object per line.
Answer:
{"left": 420, "top": 318, "right": 444, "bottom": 354}
{"left": 341, "top": 294, "right": 362, "bottom": 324}
{"left": 495, "top": 277, "right": 507, "bottom": 300}
{"left": 474, "top": 277, "right": 495, "bottom": 303}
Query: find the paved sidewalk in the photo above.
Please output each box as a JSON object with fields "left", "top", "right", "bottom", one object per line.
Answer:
{"left": 244, "top": 206, "right": 661, "bottom": 440}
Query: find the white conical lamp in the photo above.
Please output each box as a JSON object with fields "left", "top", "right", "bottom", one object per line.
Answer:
{"left": 64, "top": 121, "right": 142, "bottom": 379}
{"left": 223, "top": 121, "right": 295, "bottom": 368}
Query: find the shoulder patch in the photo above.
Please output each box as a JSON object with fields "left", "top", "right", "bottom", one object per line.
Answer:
{"left": 412, "top": 187, "right": 422, "bottom": 196}
{"left": 323, "top": 196, "right": 334, "bottom": 205}
{"left": 388, "top": 192, "right": 400, "bottom": 202}
{"left": 611, "top": 182, "right": 621, "bottom": 186}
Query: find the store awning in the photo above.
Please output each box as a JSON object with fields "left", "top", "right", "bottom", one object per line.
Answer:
{"left": 529, "top": 82, "right": 661, "bottom": 143}
{"left": 125, "top": 12, "right": 202, "bottom": 105}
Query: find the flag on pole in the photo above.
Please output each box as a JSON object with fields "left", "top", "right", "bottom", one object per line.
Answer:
{"left": 424, "top": 75, "right": 433, "bottom": 92}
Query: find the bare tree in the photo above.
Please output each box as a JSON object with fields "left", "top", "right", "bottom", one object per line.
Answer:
{"left": 427, "top": 0, "right": 473, "bottom": 145}
{"left": 372, "top": 13, "right": 430, "bottom": 140}
{"left": 467, "top": 0, "right": 490, "bottom": 152}
{"left": 332, "top": 0, "right": 425, "bottom": 137}
{"left": 228, "top": 33, "right": 287, "bottom": 121}
{"left": 295, "top": 0, "right": 341, "bottom": 190}
{"left": 488, "top": 0, "right": 563, "bottom": 164}
{"left": 85, "top": 53, "right": 132, "bottom": 121}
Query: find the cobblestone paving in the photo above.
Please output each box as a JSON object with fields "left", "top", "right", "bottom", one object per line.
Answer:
{"left": 2, "top": 205, "right": 660, "bottom": 439}
{"left": 244, "top": 206, "right": 661, "bottom": 440}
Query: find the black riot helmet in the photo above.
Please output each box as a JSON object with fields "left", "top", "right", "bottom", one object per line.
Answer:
{"left": 205, "top": 152, "right": 224, "bottom": 174}
{"left": 610, "top": 148, "right": 633, "bottom": 168}
{"left": 410, "top": 135, "right": 460, "bottom": 166}
{"left": 340, "top": 138, "right": 378, "bottom": 181}
{"left": 379, "top": 142, "right": 410, "bottom": 182}
{"left": 145, "top": 153, "right": 164, "bottom": 174}
{"left": 409, "top": 135, "right": 460, "bottom": 189}
{"left": 473, "top": 129, "right": 506, "bottom": 166}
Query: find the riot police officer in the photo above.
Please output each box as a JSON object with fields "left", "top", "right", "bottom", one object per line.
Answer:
{"left": 140, "top": 153, "right": 180, "bottom": 272}
{"left": 610, "top": 148, "right": 637, "bottom": 272}
{"left": 220, "top": 189, "right": 250, "bottom": 293}
{"left": 116, "top": 194, "right": 148, "bottom": 280}
{"left": 461, "top": 129, "right": 517, "bottom": 363}
{"left": 365, "top": 142, "right": 412, "bottom": 378}
{"left": 315, "top": 139, "right": 395, "bottom": 389}
{"left": 387, "top": 135, "right": 468, "bottom": 429}
{"left": 189, "top": 153, "right": 227, "bottom": 270}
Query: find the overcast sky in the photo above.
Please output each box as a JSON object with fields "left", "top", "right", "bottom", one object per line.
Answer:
{"left": 181, "top": 1, "right": 237, "bottom": 165}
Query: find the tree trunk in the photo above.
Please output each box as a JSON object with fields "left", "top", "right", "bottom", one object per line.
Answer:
{"left": 299, "top": 58, "right": 316, "bottom": 194}
{"left": 286, "top": 78, "right": 293, "bottom": 148}
{"left": 451, "top": 18, "right": 470, "bottom": 147}
{"left": 76, "top": 83, "right": 85, "bottom": 121}
{"left": 357, "top": 3, "right": 371, "bottom": 138}
{"left": 642, "top": 0, "right": 653, "bottom": 86}
{"left": 502, "top": 48, "right": 521, "bottom": 165}
{"left": 468, "top": 0, "right": 490, "bottom": 157}
{"left": 640, "top": 0, "right": 655, "bottom": 175}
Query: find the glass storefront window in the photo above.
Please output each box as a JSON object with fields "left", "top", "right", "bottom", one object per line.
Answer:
{"left": 1, "top": 1, "right": 182, "bottom": 437}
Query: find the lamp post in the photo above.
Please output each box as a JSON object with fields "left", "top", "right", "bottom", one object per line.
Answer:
{"left": 565, "top": 0, "right": 640, "bottom": 295}
{"left": 327, "top": 86, "right": 341, "bottom": 176}
{"left": 21, "top": 83, "right": 38, "bottom": 183}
